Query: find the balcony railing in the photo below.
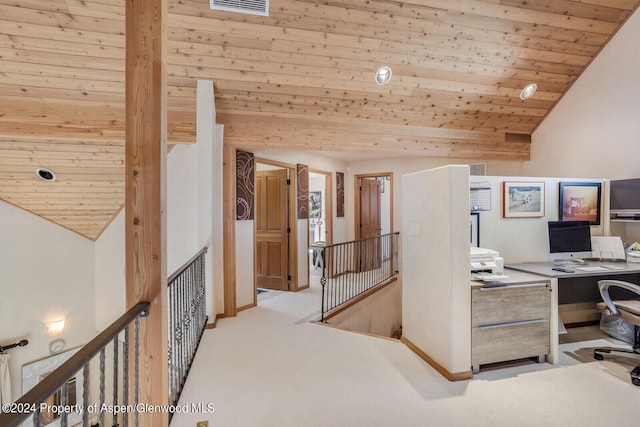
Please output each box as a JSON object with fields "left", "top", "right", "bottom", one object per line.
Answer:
{"left": 0, "top": 247, "right": 210, "bottom": 427}
{"left": 168, "top": 247, "right": 208, "bottom": 412}
{"left": 0, "top": 302, "right": 149, "bottom": 427}
{"left": 320, "top": 232, "right": 399, "bottom": 321}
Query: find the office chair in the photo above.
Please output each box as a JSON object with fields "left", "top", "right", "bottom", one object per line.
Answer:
{"left": 593, "top": 280, "right": 640, "bottom": 386}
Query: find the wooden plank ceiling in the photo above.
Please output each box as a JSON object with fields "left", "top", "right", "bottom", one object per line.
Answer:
{"left": 1, "top": 0, "right": 638, "bottom": 239}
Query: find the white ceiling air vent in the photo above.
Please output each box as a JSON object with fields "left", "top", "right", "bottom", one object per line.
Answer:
{"left": 210, "top": 0, "right": 269, "bottom": 16}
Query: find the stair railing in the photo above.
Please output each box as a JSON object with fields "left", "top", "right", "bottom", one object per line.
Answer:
{"left": 320, "top": 232, "right": 399, "bottom": 321}
{"left": 167, "top": 247, "right": 208, "bottom": 413}
{"left": 0, "top": 302, "right": 149, "bottom": 427}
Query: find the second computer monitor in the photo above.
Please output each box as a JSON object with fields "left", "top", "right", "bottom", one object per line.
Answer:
{"left": 548, "top": 220, "right": 592, "bottom": 263}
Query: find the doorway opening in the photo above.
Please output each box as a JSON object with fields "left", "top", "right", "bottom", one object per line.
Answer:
{"left": 254, "top": 160, "right": 297, "bottom": 296}
{"left": 308, "top": 169, "right": 333, "bottom": 278}
{"left": 355, "top": 173, "right": 393, "bottom": 241}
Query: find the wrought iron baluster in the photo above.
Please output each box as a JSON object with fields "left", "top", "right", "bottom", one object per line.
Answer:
{"left": 134, "top": 316, "right": 140, "bottom": 427}
{"left": 99, "top": 347, "right": 106, "bottom": 427}
{"left": 165, "top": 247, "right": 209, "bottom": 412}
{"left": 112, "top": 336, "right": 119, "bottom": 427}
{"left": 83, "top": 363, "right": 89, "bottom": 427}
{"left": 317, "top": 234, "right": 399, "bottom": 320}
{"left": 123, "top": 326, "right": 129, "bottom": 427}
{"left": 60, "top": 381, "right": 68, "bottom": 427}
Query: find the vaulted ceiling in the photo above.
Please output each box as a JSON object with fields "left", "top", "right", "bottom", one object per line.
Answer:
{"left": 1, "top": 0, "right": 639, "bottom": 239}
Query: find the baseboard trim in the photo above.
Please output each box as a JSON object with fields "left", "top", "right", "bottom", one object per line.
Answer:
{"left": 401, "top": 336, "right": 473, "bottom": 382}
{"left": 237, "top": 302, "right": 257, "bottom": 312}
{"left": 205, "top": 313, "right": 226, "bottom": 329}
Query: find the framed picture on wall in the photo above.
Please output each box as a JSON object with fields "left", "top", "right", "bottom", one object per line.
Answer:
{"left": 309, "top": 191, "right": 322, "bottom": 218}
{"left": 502, "top": 181, "right": 545, "bottom": 218}
{"left": 558, "top": 182, "right": 602, "bottom": 225}
{"left": 470, "top": 212, "right": 480, "bottom": 247}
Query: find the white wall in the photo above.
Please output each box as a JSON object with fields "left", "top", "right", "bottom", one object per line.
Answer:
{"left": 235, "top": 221, "right": 255, "bottom": 308}
{"left": 95, "top": 81, "right": 221, "bottom": 330}
{"left": 167, "top": 144, "right": 200, "bottom": 274}
{"left": 346, "top": 156, "right": 524, "bottom": 241}
{"left": 93, "top": 81, "right": 220, "bottom": 322}
{"left": 95, "top": 145, "right": 205, "bottom": 325}
{"left": 526, "top": 7, "right": 640, "bottom": 180}
{"left": 213, "top": 125, "right": 225, "bottom": 316}
{"left": 297, "top": 219, "right": 309, "bottom": 287}
{"left": 402, "top": 165, "right": 471, "bottom": 375}
{"left": 94, "top": 210, "right": 126, "bottom": 331}
{"left": 0, "top": 200, "right": 95, "bottom": 401}
{"left": 94, "top": 142, "right": 216, "bottom": 329}
{"left": 197, "top": 81, "right": 222, "bottom": 324}
{"left": 326, "top": 281, "right": 401, "bottom": 337}
{"left": 470, "top": 176, "right": 606, "bottom": 264}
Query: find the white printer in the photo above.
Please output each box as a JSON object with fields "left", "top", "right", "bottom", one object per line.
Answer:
{"left": 470, "top": 247, "right": 504, "bottom": 275}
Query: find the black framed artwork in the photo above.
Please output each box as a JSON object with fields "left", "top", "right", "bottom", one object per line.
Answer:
{"left": 558, "top": 182, "right": 602, "bottom": 225}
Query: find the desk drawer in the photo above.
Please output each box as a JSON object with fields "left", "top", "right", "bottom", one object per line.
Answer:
{"left": 472, "top": 282, "right": 550, "bottom": 327}
{"left": 472, "top": 320, "right": 550, "bottom": 366}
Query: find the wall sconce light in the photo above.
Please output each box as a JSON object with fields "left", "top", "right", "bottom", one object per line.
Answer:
{"left": 46, "top": 318, "right": 66, "bottom": 337}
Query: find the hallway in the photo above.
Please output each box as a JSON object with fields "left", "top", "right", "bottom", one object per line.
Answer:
{"left": 172, "top": 280, "right": 640, "bottom": 426}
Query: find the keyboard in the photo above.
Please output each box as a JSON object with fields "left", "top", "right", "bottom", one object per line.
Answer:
{"left": 575, "top": 266, "right": 610, "bottom": 272}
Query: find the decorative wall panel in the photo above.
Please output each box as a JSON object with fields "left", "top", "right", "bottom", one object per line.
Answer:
{"left": 236, "top": 150, "right": 255, "bottom": 220}
{"left": 336, "top": 171, "right": 345, "bottom": 217}
{"left": 297, "top": 164, "right": 309, "bottom": 219}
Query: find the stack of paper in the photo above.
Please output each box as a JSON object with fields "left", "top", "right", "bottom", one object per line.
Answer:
{"left": 591, "top": 236, "right": 626, "bottom": 261}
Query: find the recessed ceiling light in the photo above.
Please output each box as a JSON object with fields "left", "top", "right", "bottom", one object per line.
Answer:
{"left": 520, "top": 83, "right": 537, "bottom": 100}
{"left": 375, "top": 66, "right": 392, "bottom": 85}
{"left": 36, "top": 167, "right": 57, "bottom": 182}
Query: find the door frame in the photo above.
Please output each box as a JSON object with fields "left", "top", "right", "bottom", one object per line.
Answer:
{"left": 255, "top": 158, "right": 300, "bottom": 298}
{"left": 308, "top": 169, "right": 333, "bottom": 285}
{"left": 354, "top": 172, "right": 394, "bottom": 241}
{"left": 255, "top": 167, "right": 289, "bottom": 292}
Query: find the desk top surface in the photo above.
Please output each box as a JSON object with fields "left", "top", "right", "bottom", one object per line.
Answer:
{"left": 471, "top": 269, "right": 550, "bottom": 287}
{"left": 506, "top": 262, "right": 640, "bottom": 278}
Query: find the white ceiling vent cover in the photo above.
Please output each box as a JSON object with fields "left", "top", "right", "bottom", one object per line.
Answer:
{"left": 210, "top": 0, "right": 269, "bottom": 16}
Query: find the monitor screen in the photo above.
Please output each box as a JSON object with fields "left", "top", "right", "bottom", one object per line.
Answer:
{"left": 548, "top": 220, "right": 592, "bottom": 262}
{"left": 610, "top": 178, "right": 640, "bottom": 214}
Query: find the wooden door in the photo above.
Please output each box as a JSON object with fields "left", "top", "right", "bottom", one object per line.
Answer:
{"left": 360, "top": 178, "right": 381, "bottom": 239}
{"left": 256, "top": 169, "right": 289, "bottom": 290}
{"left": 359, "top": 178, "right": 382, "bottom": 271}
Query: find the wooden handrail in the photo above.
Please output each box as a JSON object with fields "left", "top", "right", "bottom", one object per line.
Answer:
{"left": 0, "top": 302, "right": 149, "bottom": 427}
{"left": 168, "top": 247, "right": 208, "bottom": 284}
{"left": 316, "top": 232, "right": 399, "bottom": 250}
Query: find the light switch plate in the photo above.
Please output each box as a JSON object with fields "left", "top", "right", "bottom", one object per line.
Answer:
{"left": 196, "top": 422, "right": 209, "bottom": 427}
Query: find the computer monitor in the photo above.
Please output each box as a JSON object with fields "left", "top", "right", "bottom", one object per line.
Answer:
{"left": 547, "top": 220, "right": 592, "bottom": 263}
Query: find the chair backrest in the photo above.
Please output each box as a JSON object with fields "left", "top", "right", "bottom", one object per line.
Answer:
{"left": 598, "top": 279, "right": 640, "bottom": 318}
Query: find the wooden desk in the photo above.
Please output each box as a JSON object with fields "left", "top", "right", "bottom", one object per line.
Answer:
{"left": 507, "top": 262, "right": 640, "bottom": 305}
{"left": 503, "top": 263, "right": 640, "bottom": 365}
{"left": 506, "top": 261, "right": 640, "bottom": 279}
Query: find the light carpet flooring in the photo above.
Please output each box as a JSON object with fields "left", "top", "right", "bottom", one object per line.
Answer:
{"left": 172, "top": 280, "right": 640, "bottom": 427}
